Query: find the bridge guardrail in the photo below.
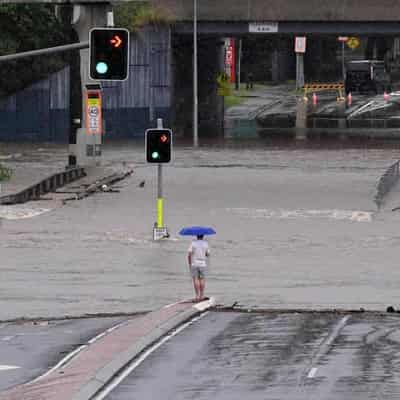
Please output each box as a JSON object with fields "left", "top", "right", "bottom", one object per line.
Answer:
{"left": 374, "top": 161, "right": 400, "bottom": 209}
{"left": 0, "top": 167, "right": 86, "bottom": 205}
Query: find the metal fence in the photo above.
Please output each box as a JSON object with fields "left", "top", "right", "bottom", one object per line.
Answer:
{"left": 374, "top": 160, "right": 400, "bottom": 209}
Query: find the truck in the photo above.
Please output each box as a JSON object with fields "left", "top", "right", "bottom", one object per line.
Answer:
{"left": 345, "top": 60, "right": 391, "bottom": 94}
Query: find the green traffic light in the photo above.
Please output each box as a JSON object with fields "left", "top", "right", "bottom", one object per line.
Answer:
{"left": 96, "top": 62, "right": 108, "bottom": 74}
{"left": 151, "top": 151, "right": 160, "bottom": 160}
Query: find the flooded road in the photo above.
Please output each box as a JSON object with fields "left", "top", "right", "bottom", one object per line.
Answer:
{"left": 1, "top": 139, "right": 400, "bottom": 319}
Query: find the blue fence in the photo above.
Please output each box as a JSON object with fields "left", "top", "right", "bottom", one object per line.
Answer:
{"left": 0, "top": 27, "right": 172, "bottom": 142}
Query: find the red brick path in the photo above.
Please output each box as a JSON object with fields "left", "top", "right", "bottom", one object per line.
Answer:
{"left": 0, "top": 301, "right": 195, "bottom": 400}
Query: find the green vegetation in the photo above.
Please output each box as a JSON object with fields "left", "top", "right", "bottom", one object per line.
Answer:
{"left": 224, "top": 83, "right": 263, "bottom": 108}
{"left": 0, "top": 164, "right": 12, "bottom": 181}
{"left": 0, "top": 4, "right": 72, "bottom": 97}
{"left": 225, "top": 95, "right": 245, "bottom": 108}
{"left": 114, "top": 2, "right": 174, "bottom": 32}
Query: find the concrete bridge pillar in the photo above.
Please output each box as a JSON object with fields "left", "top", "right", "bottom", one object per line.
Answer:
{"left": 295, "top": 97, "right": 308, "bottom": 140}
{"left": 71, "top": 3, "right": 111, "bottom": 166}
{"left": 173, "top": 35, "right": 224, "bottom": 139}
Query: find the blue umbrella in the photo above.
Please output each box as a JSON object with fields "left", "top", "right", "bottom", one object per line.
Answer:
{"left": 179, "top": 226, "right": 216, "bottom": 236}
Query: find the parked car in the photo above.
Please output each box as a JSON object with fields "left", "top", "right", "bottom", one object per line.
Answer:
{"left": 345, "top": 60, "right": 391, "bottom": 94}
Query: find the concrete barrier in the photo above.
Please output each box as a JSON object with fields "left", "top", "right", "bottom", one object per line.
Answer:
{"left": 0, "top": 167, "right": 86, "bottom": 205}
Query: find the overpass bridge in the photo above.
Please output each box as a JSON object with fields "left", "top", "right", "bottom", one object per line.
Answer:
{"left": 153, "top": 0, "right": 400, "bottom": 35}
{"left": 2, "top": 0, "right": 400, "bottom": 148}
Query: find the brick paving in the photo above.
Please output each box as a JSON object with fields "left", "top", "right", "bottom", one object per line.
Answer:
{"left": 0, "top": 301, "right": 199, "bottom": 400}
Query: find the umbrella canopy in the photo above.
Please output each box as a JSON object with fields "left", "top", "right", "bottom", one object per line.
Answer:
{"left": 179, "top": 226, "right": 216, "bottom": 236}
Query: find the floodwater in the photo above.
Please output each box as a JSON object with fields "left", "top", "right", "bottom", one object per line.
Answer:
{"left": 1, "top": 138, "right": 400, "bottom": 320}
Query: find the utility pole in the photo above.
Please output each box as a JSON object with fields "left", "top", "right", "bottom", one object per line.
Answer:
{"left": 72, "top": 4, "right": 111, "bottom": 166}
{"left": 193, "top": 0, "right": 199, "bottom": 148}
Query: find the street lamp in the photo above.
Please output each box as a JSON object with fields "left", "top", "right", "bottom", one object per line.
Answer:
{"left": 193, "top": 0, "right": 198, "bottom": 147}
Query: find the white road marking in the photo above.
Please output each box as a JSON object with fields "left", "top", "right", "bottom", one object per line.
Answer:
{"left": 324, "top": 315, "right": 350, "bottom": 347}
{"left": 92, "top": 312, "right": 209, "bottom": 400}
{"left": 226, "top": 208, "right": 373, "bottom": 222}
{"left": 0, "top": 365, "right": 20, "bottom": 371}
{"left": 306, "top": 315, "right": 350, "bottom": 379}
{"left": 307, "top": 367, "right": 318, "bottom": 378}
{"left": 1, "top": 336, "right": 15, "bottom": 341}
{"left": 31, "top": 320, "right": 128, "bottom": 383}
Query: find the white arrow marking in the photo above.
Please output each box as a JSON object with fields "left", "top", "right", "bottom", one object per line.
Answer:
{"left": 0, "top": 365, "right": 20, "bottom": 371}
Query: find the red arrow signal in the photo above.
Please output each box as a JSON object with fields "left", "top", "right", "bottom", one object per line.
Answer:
{"left": 110, "top": 35, "right": 122, "bottom": 48}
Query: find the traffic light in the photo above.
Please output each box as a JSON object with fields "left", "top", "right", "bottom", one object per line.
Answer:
{"left": 89, "top": 28, "right": 129, "bottom": 81}
{"left": 145, "top": 129, "right": 172, "bottom": 163}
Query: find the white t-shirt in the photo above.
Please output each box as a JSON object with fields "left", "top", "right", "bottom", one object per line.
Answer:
{"left": 188, "top": 239, "right": 210, "bottom": 267}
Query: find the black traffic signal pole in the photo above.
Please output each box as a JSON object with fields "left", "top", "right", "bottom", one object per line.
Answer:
{"left": 0, "top": 41, "right": 89, "bottom": 167}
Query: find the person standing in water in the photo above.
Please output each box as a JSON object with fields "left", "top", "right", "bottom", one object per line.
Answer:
{"left": 187, "top": 234, "right": 210, "bottom": 302}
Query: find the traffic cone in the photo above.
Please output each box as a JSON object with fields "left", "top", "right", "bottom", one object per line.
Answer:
{"left": 312, "top": 93, "right": 318, "bottom": 106}
{"left": 347, "top": 92, "right": 352, "bottom": 106}
{"left": 384, "top": 91, "right": 390, "bottom": 102}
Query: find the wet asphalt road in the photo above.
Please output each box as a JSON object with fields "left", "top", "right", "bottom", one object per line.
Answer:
{"left": 105, "top": 311, "right": 400, "bottom": 400}
{"left": 2, "top": 140, "right": 400, "bottom": 318}
{"left": 0, "top": 316, "right": 126, "bottom": 391}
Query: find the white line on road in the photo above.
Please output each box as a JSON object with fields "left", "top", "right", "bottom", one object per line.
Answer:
{"left": 307, "top": 315, "right": 350, "bottom": 379}
{"left": 307, "top": 367, "right": 318, "bottom": 378}
{"left": 1, "top": 336, "right": 15, "bottom": 341}
{"left": 31, "top": 319, "right": 129, "bottom": 383}
{"left": 92, "top": 312, "right": 210, "bottom": 400}
{"left": 0, "top": 365, "right": 20, "bottom": 371}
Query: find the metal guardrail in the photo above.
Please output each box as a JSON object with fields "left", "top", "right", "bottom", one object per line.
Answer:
{"left": 0, "top": 167, "right": 86, "bottom": 205}
{"left": 310, "top": 118, "right": 400, "bottom": 129}
{"left": 304, "top": 83, "right": 344, "bottom": 92}
{"left": 374, "top": 161, "right": 400, "bottom": 209}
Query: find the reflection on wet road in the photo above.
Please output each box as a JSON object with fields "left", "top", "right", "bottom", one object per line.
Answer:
{"left": 105, "top": 311, "right": 400, "bottom": 400}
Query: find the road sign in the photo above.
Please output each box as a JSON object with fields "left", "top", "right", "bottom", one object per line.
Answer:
{"left": 85, "top": 88, "right": 102, "bottom": 135}
{"left": 338, "top": 36, "right": 349, "bottom": 42}
{"left": 347, "top": 37, "right": 360, "bottom": 49}
{"left": 295, "top": 37, "right": 306, "bottom": 53}
{"left": 225, "top": 45, "right": 233, "bottom": 66}
{"left": 249, "top": 22, "right": 278, "bottom": 33}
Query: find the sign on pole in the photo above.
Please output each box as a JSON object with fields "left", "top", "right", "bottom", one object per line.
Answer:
{"left": 338, "top": 36, "right": 349, "bottom": 42}
{"left": 347, "top": 37, "right": 360, "bottom": 50}
{"left": 249, "top": 22, "right": 278, "bottom": 33}
{"left": 295, "top": 37, "right": 307, "bottom": 53}
{"left": 85, "top": 88, "right": 102, "bottom": 136}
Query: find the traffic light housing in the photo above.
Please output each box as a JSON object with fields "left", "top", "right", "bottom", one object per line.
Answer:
{"left": 145, "top": 129, "right": 172, "bottom": 163}
{"left": 89, "top": 28, "right": 129, "bottom": 81}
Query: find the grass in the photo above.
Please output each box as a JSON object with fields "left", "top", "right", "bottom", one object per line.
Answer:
{"left": 223, "top": 83, "right": 263, "bottom": 108}
{"left": 114, "top": 2, "right": 174, "bottom": 32}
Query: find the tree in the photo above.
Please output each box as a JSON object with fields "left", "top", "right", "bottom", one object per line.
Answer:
{"left": 0, "top": 4, "right": 72, "bottom": 97}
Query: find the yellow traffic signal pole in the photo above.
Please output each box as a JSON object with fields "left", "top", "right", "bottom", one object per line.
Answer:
{"left": 153, "top": 118, "right": 169, "bottom": 240}
{"left": 157, "top": 162, "right": 163, "bottom": 228}
{"left": 157, "top": 118, "right": 164, "bottom": 228}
